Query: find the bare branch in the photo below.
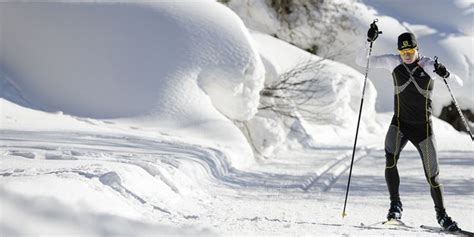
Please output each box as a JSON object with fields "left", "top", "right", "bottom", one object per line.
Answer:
{"left": 258, "top": 57, "right": 333, "bottom": 125}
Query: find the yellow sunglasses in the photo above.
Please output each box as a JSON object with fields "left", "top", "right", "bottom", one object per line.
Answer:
{"left": 399, "top": 48, "right": 417, "bottom": 55}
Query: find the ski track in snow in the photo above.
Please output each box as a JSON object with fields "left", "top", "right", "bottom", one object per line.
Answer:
{"left": 0, "top": 130, "right": 369, "bottom": 193}
{"left": 1, "top": 130, "right": 473, "bottom": 236}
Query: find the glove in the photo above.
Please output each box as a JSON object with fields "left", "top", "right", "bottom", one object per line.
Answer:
{"left": 434, "top": 62, "right": 450, "bottom": 78}
{"left": 367, "top": 22, "right": 379, "bottom": 42}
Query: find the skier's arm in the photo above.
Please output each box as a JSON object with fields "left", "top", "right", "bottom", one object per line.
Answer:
{"left": 355, "top": 45, "right": 401, "bottom": 71}
{"left": 357, "top": 20, "right": 399, "bottom": 71}
{"left": 421, "top": 57, "right": 463, "bottom": 88}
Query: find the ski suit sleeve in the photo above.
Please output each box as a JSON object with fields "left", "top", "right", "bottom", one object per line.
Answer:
{"left": 419, "top": 57, "right": 464, "bottom": 88}
{"left": 355, "top": 44, "right": 401, "bottom": 71}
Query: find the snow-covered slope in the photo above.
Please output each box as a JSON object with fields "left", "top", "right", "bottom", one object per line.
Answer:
{"left": 2, "top": 96, "right": 473, "bottom": 236}
{"left": 0, "top": 1, "right": 266, "bottom": 168}
{"left": 0, "top": 1, "right": 472, "bottom": 236}
{"left": 1, "top": 2, "right": 265, "bottom": 121}
{"left": 247, "top": 32, "right": 380, "bottom": 155}
{"left": 225, "top": 0, "right": 474, "bottom": 115}
{"left": 352, "top": 1, "right": 474, "bottom": 115}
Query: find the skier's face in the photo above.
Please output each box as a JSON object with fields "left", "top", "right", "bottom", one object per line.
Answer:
{"left": 399, "top": 48, "right": 418, "bottom": 64}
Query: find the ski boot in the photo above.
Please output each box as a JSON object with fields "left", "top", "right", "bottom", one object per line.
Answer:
{"left": 437, "top": 211, "right": 460, "bottom": 231}
{"left": 387, "top": 200, "right": 403, "bottom": 220}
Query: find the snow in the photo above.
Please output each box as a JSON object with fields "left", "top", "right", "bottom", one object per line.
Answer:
{"left": 249, "top": 31, "right": 380, "bottom": 150}
{"left": 350, "top": 1, "right": 474, "bottom": 114}
{"left": 226, "top": 0, "right": 474, "bottom": 115}
{"left": 0, "top": 1, "right": 265, "bottom": 169}
{"left": 0, "top": 1, "right": 473, "bottom": 237}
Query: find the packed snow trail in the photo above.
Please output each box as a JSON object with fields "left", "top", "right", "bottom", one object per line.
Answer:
{"left": 0, "top": 130, "right": 364, "bottom": 192}
{"left": 1, "top": 129, "right": 472, "bottom": 236}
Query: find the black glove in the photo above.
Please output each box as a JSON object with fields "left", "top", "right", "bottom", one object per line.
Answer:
{"left": 367, "top": 22, "right": 379, "bottom": 42}
{"left": 433, "top": 61, "right": 450, "bottom": 78}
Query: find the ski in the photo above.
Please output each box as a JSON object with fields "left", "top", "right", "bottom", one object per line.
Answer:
{"left": 383, "top": 219, "right": 407, "bottom": 226}
{"left": 382, "top": 219, "right": 415, "bottom": 229}
{"left": 420, "top": 225, "right": 474, "bottom": 237}
{"left": 359, "top": 219, "right": 415, "bottom": 230}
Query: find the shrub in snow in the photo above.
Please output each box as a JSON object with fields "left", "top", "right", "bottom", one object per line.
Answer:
{"left": 242, "top": 32, "right": 378, "bottom": 153}
{"left": 259, "top": 57, "right": 376, "bottom": 127}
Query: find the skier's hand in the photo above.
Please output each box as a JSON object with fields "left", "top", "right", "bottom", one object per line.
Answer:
{"left": 433, "top": 60, "right": 450, "bottom": 78}
{"left": 367, "top": 22, "right": 380, "bottom": 42}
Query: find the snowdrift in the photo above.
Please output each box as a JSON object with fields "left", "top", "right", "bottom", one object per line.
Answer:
{"left": 246, "top": 32, "right": 379, "bottom": 155}
{"left": 0, "top": 1, "right": 265, "bottom": 167}
{"left": 225, "top": 0, "right": 474, "bottom": 115}
{"left": 0, "top": 2, "right": 264, "bottom": 121}
{"left": 0, "top": 2, "right": 473, "bottom": 236}
{"left": 0, "top": 1, "right": 380, "bottom": 169}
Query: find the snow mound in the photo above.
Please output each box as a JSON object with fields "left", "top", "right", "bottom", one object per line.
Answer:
{"left": 0, "top": 188, "right": 213, "bottom": 237}
{"left": 0, "top": 1, "right": 264, "bottom": 127}
{"left": 247, "top": 32, "right": 378, "bottom": 153}
{"left": 224, "top": 0, "right": 474, "bottom": 114}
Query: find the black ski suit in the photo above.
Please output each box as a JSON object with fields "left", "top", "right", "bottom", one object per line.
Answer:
{"left": 356, "top": 50, "right": 463, "bottom": 213}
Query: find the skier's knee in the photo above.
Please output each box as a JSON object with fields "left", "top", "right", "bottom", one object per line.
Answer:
{"left": 427, "top": 174, "right": 441, "bottom": 187}
{"left": 385, "top": 152, "right": 398, "bottom": 168}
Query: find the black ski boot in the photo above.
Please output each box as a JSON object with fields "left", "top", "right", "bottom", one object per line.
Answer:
{"left": 387, "top": 200, "right": 403, "bottom": 220}
{"left": 437, "top": 211, "right": 460, "bottom": 231}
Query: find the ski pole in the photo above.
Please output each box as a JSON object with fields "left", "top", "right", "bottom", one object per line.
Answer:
{"left": 342, "top": 19, "right": 381, "bottom": 218}
{"left": 434, "top": 56, "right": 474, "bottom": 141}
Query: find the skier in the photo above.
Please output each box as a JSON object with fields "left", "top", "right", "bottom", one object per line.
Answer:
{"left": 356, "top": 22, "right": 463, "bottom": 231}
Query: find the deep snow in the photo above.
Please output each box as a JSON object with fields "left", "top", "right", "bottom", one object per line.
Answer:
{"left": 0, "top": 1, "right": 265, "bottom": 169}
{"left": 226, "top": 0, "right": 474, "bottom": 115}
{"left": 0, "top": 1, "right": 473, "bottom": 236}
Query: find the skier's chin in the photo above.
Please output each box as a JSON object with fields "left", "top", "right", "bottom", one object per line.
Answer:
{"left": 402, "top": 57, "right": 416, "bottom": 64}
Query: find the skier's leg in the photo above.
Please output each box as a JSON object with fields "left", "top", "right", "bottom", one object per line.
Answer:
{"left": 384, "top": 119, "right": 408, "bottom": 203}
{"left": 414, "top": 123, "right": 459, "bottom": 231}
{"left": 415, "top": 134, "right": 446, "bottom": 211}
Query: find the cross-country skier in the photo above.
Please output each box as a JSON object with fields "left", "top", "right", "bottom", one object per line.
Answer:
{"left": 356, "top": 22, "right": 463, "bottom": 231}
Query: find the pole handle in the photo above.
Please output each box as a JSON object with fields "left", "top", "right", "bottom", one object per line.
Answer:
{"left": 371, "top": 19, "right": 383, "bottom": 35}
